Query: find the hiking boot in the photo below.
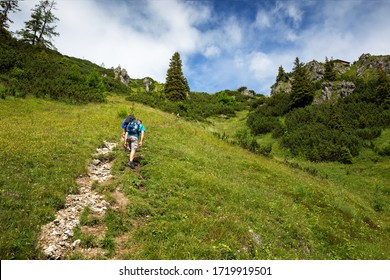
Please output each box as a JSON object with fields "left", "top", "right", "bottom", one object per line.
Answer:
{"left": 126, "top": 161, "right": 135, "bottom": 169}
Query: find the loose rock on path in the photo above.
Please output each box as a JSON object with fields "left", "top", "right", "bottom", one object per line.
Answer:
{"left": 37, "top": 141, "right": 117, "bottom": 259}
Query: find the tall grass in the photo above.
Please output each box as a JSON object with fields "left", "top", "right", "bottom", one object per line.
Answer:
{"left": 1, "top": 96, "right": 389, "bottom": 259}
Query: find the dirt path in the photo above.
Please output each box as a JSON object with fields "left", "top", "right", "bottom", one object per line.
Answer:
{"left": 37, "top": 141, "right": 121, "bottom": 259}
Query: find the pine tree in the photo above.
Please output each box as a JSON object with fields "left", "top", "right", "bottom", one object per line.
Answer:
{"left": 164, "top": 52, "right": 189, "bottom": 101}
{"left": 0, "top": 0, "right": 20, "bottom": 30}
{"left": 17, "top": 0, "right": 59, "bottom": 49}
{"left": 289, "top": 57, "right": 314, "bottom": 109}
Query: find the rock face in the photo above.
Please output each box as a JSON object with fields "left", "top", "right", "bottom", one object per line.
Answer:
{"left": 38, "top": 141, "right": 117, "bottom": 259}
{"left": 356, "top": 53, "right": 390, "bottom": 76}
{"left": 271, "top": 81, "right": 292, "bottom": 95}
{"left": 321, "top": 81, "right": 333, "bottom": 102}
{"left": 306, "top": 60, "right": 325, "bottom": 82}
{"left": 337, "top": 80, "right": 356, "bottom": 98}
{"left": 114, "top": 66, "right": 130, "bottom": 85}
{"left": 143, "top": 78, "right": 152, "bottom": 92}
{"left": 315, "top": 80, "right": 356, "bottom": 104}
{"left": 241, "top": 89, "right": 254, "bottom": 97}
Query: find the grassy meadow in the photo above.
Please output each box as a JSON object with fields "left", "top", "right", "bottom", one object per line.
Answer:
{"left": 0, "top": 95, "right": 389, "bottom": 259}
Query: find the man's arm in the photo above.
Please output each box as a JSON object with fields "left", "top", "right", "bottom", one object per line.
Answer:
{"left": 138, "top": 130, "right": 145, "bottom": 147}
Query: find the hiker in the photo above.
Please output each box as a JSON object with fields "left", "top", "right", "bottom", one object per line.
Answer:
{"left": 121, "top": 114, "right": 135, "bottom": 150}
{"left": 125, "top": 118, "right": 145, "bottom": 169}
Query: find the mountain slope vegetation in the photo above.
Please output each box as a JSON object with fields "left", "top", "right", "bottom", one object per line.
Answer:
{"left": 0, "top": 96, "right": 388, "bottom": 259}
{"left": 247, "top": 55, "right": 390, "bottom": 163}
{"left": 0, "top": 24, "right": 389, "bottom": 260}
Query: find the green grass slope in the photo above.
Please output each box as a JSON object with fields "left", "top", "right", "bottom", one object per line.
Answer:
{"left": 0, "top": 96, "right": 388, "bottom": 259}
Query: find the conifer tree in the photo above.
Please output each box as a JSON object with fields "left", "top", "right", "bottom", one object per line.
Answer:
{"left": 289, "top": 57, "right": 314, "bottom": 109}
{"left": 17, "top": 0, "right": 59, "bottom": 49}
{"left": 276, "top": 65, "right": 288, "bottom": 83}
{"left": 0, "top": 0, "right": 20, "bottom": 30}
{"left": 164, "top": 52, "right": 189, "bottom": 101}
{"left": 324, "top": 56, "right": 336, "bottom": 81}
{"left": 376, "top": 68, "right": 390, "bottom": 108}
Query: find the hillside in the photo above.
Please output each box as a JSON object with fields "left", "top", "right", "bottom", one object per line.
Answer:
{"left": 0, "top": 96, "right": 388, "bottom": 259}
{"left": 1, "top": 23, "right": 389, "bottom": 260}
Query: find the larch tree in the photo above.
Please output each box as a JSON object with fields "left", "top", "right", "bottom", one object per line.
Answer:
{"left": 17, "top": 0, "right": 59, "bottom": 49}
{"left": 0, "top": 0, "right": 21, "bottom": 30}
{"left": 164, "top": 52, "right": 189, "bottom": 101}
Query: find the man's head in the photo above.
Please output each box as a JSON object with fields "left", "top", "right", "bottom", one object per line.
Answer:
{"left": 126, "top": 114, "right": 135, "bottom": 123}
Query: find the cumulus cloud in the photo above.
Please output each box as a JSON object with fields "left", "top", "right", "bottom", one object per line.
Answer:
{"left": 283, "top": 2, "right": 303, "bottom": 27}
{"left": 7, "top": 0, "right": 390, "bottom": 94}
{"left": 203, "top": 45, "right": 221, "bottom": 58}
{"left": 255, "top": 10, "right": 271, "bottom": 29}
{"left": 249, "top": 52, "right": 273, "bottom": 79}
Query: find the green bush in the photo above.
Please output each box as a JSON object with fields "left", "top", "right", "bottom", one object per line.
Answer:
{"left": 247, "top": 114, "right": 280, "bottom": 134}
{"left": 233, "top": 129, "right": 272, "bottom": 156}
{"left": 377, "top": 143, "right": 390, "bottom": 156}
{"left": 338, "top": 146, "right": 353, "bottom": 164}
{"left": 126, "top": 90, "right": 253, "bottom": 122}
{"left": 281, "top": 122, "right": 361, "bottom": 162}
{"left": 117, "top": 107, "right": 128, "bottom": 119}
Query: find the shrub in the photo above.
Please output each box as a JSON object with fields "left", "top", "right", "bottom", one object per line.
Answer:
{"left": 355, "top": 128, "right": 382, "bottom": 140}
{"left": 281, "top": 123, "right": 361, "bottom": 162}
{"left": 377, "top": 143, "right": 390, "bottom": 156}
{"left": 233, "top": 129, "right": 272, "bottom": 156}
{"left": 338, "top": 146, "right": 353, "bottom": 164}
{"left": 117, "top": 107, "right": 128, "bottom": 119}
{"left": 247, "top": 114, "right": 280, "bottom": 135}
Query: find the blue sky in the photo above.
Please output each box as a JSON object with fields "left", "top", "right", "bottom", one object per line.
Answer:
{"left": 9, "top": 0, "right": 390, "bottom": 94}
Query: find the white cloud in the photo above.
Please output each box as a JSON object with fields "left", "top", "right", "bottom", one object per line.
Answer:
{"left": 249, "top": 52, "right": 273, "bottom": 79}
{"left": 222, "top": 17, "right": 243, "bottom": 47}
{"left": 7, "top": 0, "right": 390, "bottom": 95}
{"left": 255, "top": 10, "right": 271, "bottom": 29}
{"left": 296, "top": 0, "right": 390, "bottom": 64}
{"left": 203, "top": 45, "right": 221, "bottom": 58}
{"left": 285, "top": 3, "right": 303, "bottom": 27}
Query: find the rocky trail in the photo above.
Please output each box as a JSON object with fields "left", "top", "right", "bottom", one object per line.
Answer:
{"left": 38, "top": 141, "right": 128, "bottom": 259}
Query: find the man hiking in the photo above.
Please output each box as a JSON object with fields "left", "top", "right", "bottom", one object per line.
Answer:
{"left": 121, "top": 114, "right": 135, "bottom": 146}
{"left": 124, "top": 117, "right": 145, "bottom": 169}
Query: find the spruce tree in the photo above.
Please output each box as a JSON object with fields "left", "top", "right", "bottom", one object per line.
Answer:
{"left": 17, "top": 0, "right": 59, "bottom": 49}
{"left": 376, "top": 68, "right": 390, "bottom": 108}
{"left": 324, "top": 57, "right": 336, "bottom": 81}
{"left": 0, "top": 0, "right": 20, "bottom": 30}
{"left": 276, "top": 65, "right": 289, "bottom": 83}
{"left": 164, "top": 52, "right": 189, "bottom": 101}
{"left": 289, "top": 57, "right": 314, "bottom": 109}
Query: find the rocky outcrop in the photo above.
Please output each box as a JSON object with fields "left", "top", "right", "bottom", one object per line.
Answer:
{"left": 320, "top": 81, "right": 333, "bottom": 102}
{"left": 114, "top": 66, "right": 130, "bottom": 85}
{"left": 143, "top": 78, "right": 152, "bottom": 92}
{"left": 306, "top": 60, "right": 325, "bottom": 82}
{"left": 270, "top": 81, "right": 292, "bottom": 95}
{"left": 38, "top": 141, "right": 117, "bottom": 260}
{"left": 314, "top": 80, "right": 356, "bottom": 104}
{"left": 241, "top": 89, "right": 255, "bottom": 97}
{"left": 356, "top": 53, "right": 390, "bottom": 77}
{"left": 271, "top": 54, "right": 389, "bottom": 100}
{"left": 337, "top": 80, "right": 356, "bottom": 98}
